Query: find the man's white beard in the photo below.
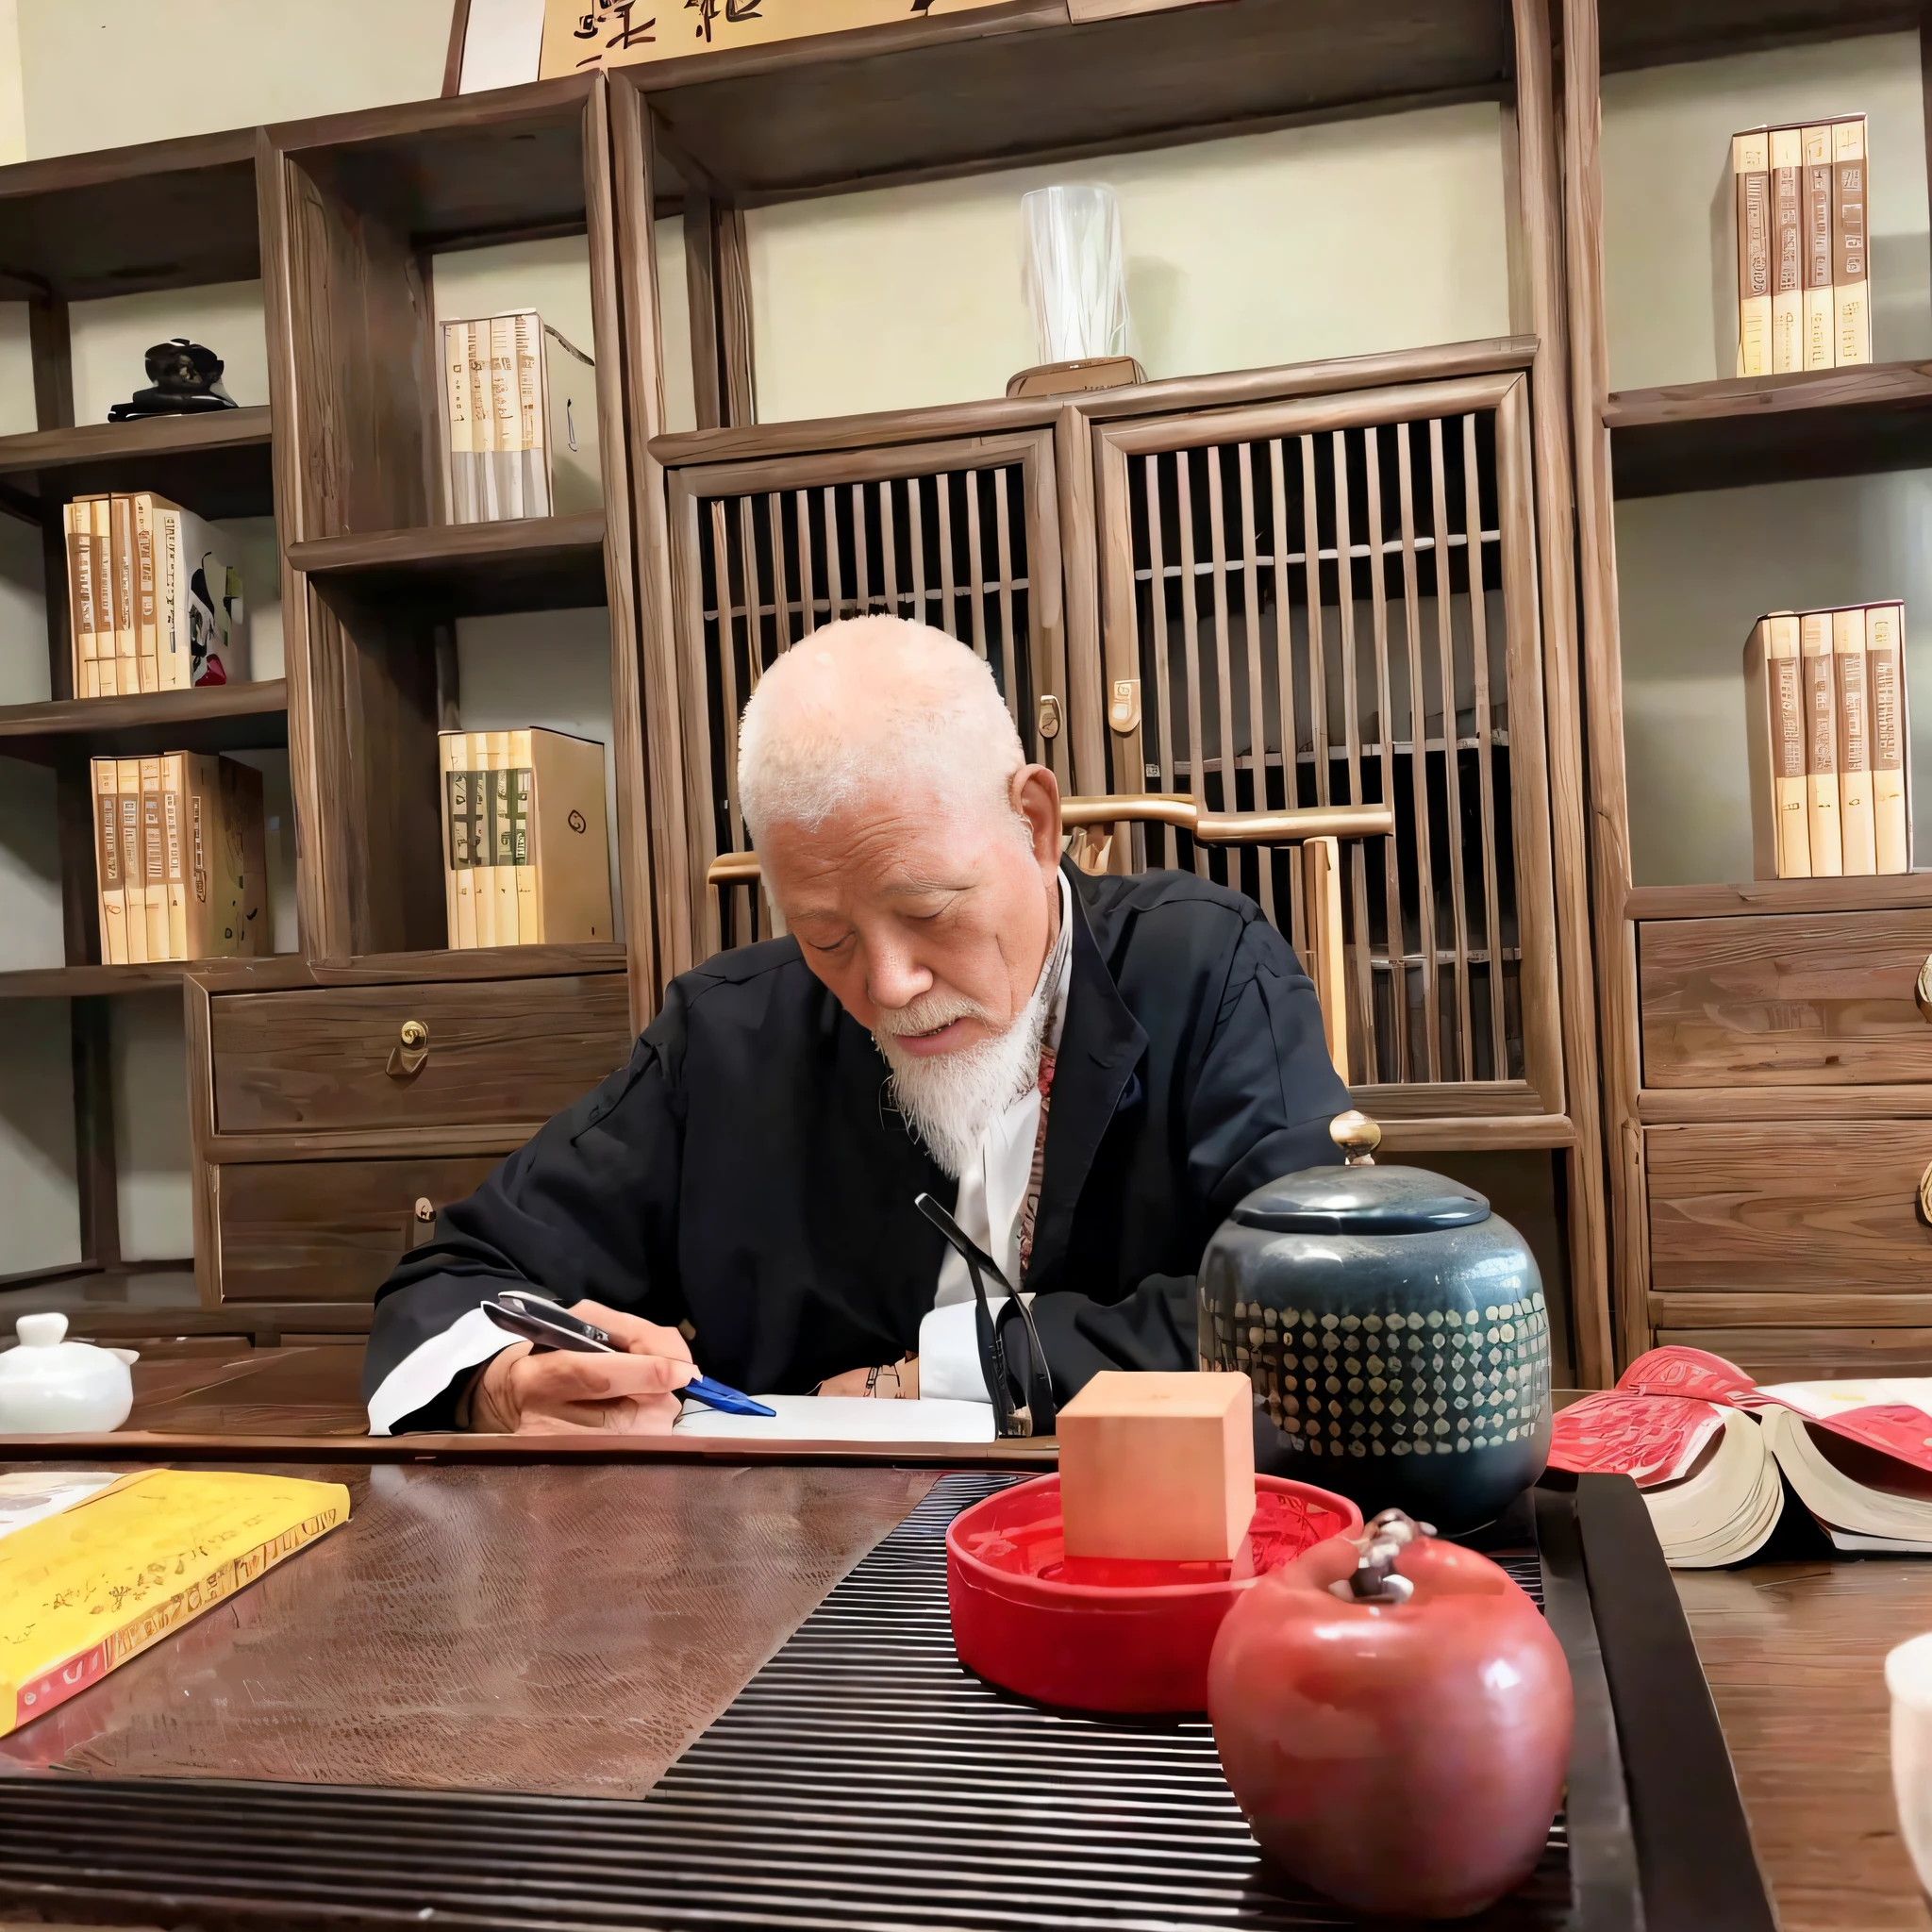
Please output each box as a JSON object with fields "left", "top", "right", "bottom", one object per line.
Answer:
{"left": 874, "top": 965, "right": 1054, "bottom": 1180}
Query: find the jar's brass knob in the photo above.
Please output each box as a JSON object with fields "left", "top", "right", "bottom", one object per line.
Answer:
{"left": 1916, "top": 955, "right": 1932, "bottom": 1022}
{"left": 1331, "top": 1108, "right": 1381, "bottom": 1167}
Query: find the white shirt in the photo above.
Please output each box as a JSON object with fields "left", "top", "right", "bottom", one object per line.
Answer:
{"left": 367, "top": 875, "right": 1075, "bottom": 1432}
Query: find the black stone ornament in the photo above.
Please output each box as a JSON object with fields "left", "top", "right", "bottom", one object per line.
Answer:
{"left": 107, "top": 339, "right": 237, "bottom": 423}
{"left": 1199, "top": 1110, "right": 1553, "bottom": 1532}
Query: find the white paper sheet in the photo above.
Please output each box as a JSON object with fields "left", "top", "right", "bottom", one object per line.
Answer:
{"left": 674, "top": 1395, "right": 996, "bottom": 1443}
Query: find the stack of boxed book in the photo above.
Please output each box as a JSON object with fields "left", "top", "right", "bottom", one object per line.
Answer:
{"left": 62, "top": 492, "right": 242, "bottom": 697}
{"left": 1744, "top": 604, "right": 1908, "bottom": 877}
{"left": 89, "top": 754, "right": 267, "bottom": 964}
{"left": 1733, "top": 113, "right": 1869, "bottom": 376}
{"left": 439, "top": 727, "right": 611, "bottom": 947}
{"left": 439, "top": 309, "right": 596, "bottom": 523}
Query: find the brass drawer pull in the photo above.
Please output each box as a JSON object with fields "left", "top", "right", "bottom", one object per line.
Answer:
{"left": 1920, "top": 1162, "right": 1932, "bottom": 1227}
{"left": 1916, "top": 957, "right": 1932, "bottom": 1022}
{"left": 387, "top": 1019, "right": 429, "bottom": 1078}
{"left": 406, "top": 1196, "right": 438, "bottom": 1250}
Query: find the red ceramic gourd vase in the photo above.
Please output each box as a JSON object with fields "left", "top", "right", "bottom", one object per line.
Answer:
{"left": 1207, "top": 1511, "right": 1573, "bottom": 1920}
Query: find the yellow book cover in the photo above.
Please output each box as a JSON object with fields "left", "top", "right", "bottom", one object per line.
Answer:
{"left": 133, "top": 492, "right": 159, "bottom": 693}
{"left": 0, "top": 1468, "right": 349, "bottom": 1737}
{"left": 1802, "top": 125, "right": 1835, "bottom": 368}
{"left": 470, "top": 731, "right": 497, "bottom": 948}
{"left": 510, "top": 727, "right": 539, "bottom": 941}
{"left": 440, "top": 729, "right": 471, "bottom": 948}
{"left": 1835, "top": 606, "right": 1877, "bottom": 875}
{"left": 162, "top": 752, "right": 188, "bottom": 961}
{"left": 89, "top": 497, "right": 118, "bottom": 695}
{"left": 1801, "top": 609, "right": 1845, "bottom": 875}
{"left": 92, "top": 757, "right": 126, "bottom": 964}
{"left": 1833, "top": 116, "right": 1871, "bottom": 367}
{"left": 140, "top": 754, "right": 169, "bottom": 958}
{"left": 117, "top": 757, "right": 149, "bottom": 964}
{"left": 1743, "top": 613, "right": 1811, "bottom": 879}
{"left": 488, "top": 726, "right": 519, "bottom": 941}
{"left": 1770, "top": 126, "right": 1803, "bottom": 373}
{"left": 1869, "top": 601, "right": 1911, "bottom": 874}
{"left": 1734, "top": 128, "right": 1772, "bottom": 377}
{"left": 110, "top": 492, "right": 140, "bottom": 689}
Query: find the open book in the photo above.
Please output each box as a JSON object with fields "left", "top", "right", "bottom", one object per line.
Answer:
{"left": 1551, "top": 1347, "right": 1932, "bottom": 1565}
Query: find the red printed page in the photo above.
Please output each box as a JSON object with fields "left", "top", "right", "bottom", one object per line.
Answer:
{"left": 1548, "top": 1391, "right": 1727, "bottom": 1487}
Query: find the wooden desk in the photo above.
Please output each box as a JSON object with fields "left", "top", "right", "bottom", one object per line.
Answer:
{"left": 1677, "top": 1562, "right": 1932, "bottom": 1932}
{"left": 0, "top": 1459, "right": 935, "bottom": 1795}
{"left": 3, "top": 1370, "right": 1924, "bottom": 1927}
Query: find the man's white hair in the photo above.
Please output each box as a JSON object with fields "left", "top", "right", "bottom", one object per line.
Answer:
{"left": 737, "top": 616, "right": 1027, "bottom": 846}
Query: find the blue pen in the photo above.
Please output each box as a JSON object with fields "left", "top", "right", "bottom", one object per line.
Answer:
{"left": 481, "top": 1291, "right": 777, "bottom": 1417}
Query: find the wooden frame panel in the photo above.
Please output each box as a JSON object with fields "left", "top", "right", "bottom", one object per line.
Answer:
{"left": 664, "top": 428, "right": 1066, "bottom": 960}
{"left": 1090, "top": 370, "right": 1564, "bottom": 1114}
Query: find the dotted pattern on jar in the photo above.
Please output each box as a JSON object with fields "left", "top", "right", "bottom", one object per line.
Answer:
{"left": 1201, "top": 1287, "right": 1550, "bottom": 1460}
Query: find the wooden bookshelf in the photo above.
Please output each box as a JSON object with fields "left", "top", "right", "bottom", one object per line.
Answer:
{"left": 0, "top": 681, "right": 289, "bottom": 760}
{"left": 1624, "top": 874, "right": 1932, "bottom": 922}
{"left": 1607, "top": 362, "right": 1932, "bottom": 496}
{"left": 1563, "top": 0, "right": 1932, "bottom": 1377}
{"left": 629, "top": 0, "right": 1508, "bottom": 201}
{"left": 0, "top": 408, "right": 275, "bottom": 519}
{"left": 0, "top": 12, "right": 1616, "bottom": 1378}
{"left": 290, "top": 513, "right": 608, "bottom": 618}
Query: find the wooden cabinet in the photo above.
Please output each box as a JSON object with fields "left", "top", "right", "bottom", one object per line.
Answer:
{"left": 1641, "top": 911, "right": 1932, "bottom": 1089}
{"left": 215, "top": 1156, "right": 505, "bottom": 1303}
{"left": 1631, "top": 891, "right": 1932, "bottom": 1376}
{"left": 209, "top": 975, "right": 633, "bottom": 1134}
{"left": 188, "top": 963, "right": 631, "bottom": 1311}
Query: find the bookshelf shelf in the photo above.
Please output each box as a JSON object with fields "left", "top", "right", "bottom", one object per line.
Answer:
{"left": 324, "top": 944, "right": 630, "bottom": 985}
{"left": 0, "top": 408, "right": 276, "bottom": 522}
{"left": 1624, "top": 874, "right": 1932, "bottom": 923}
{"left": 1606, "top": 362, "right": 1932, "bottom": 498}
{"left": 0, "top": 127, "right": 259, "bottom": 302}
{"left": 630, "top": 0, "right": 1507, "bottom": 202}
{"left": 0, "top": 681, "right": 289, "bottom": 761}
{"left": 290, "top": 513, "right": 608, "bottom": 618}
{"left": 1598, "top": 0, "right": 1917, "bottom": 75}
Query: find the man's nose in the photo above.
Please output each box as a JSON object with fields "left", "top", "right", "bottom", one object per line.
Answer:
{"left": 864, "top": 935, "right": 933, "bottom": 1011}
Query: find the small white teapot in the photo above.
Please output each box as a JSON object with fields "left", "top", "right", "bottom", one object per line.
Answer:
{"left": 0, "top": 1313, "right": 139, "bottom": 1434}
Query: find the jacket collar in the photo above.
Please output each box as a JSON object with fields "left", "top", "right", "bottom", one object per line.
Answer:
{"left": 1024, "top": 859, "right": 1147, "bottom": 1292}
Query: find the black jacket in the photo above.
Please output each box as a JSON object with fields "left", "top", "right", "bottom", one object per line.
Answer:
{"left": 362, "top": 860, "right": 1350, "bottom": 1427}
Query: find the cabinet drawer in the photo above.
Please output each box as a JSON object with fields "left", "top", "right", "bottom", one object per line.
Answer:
{"left": 211, "top": 974, "right": 632, "bottom": 1134}
{"left": 1647, "top": 1122, "right": 1932, "bottom": 1295}
{"left": 215, "top": 1157, "right": 501, "bottom": 1303}
{"left": 1640, "top": 910, "right": 1932, "bottom": 1088}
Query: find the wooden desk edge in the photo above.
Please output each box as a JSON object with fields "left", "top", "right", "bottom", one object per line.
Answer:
{"left": 0, "top": 1428, "right": 1061, "bottom": 1468}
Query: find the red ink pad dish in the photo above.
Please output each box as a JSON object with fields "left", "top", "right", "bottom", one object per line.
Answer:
{"left": 946, "top": 1472, "right": 1361, "bottom": 1713}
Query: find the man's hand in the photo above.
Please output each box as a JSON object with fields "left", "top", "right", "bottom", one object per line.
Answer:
{"left": 472, "top": 1300, "right": 695, "bottom": 1433}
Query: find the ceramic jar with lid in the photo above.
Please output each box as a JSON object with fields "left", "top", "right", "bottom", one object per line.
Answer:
{"left": 0, "top": 1313, "right": 138, "bottom": 1434}
{"left": 1199, "top": 1112, "right": 1551, "bottom": 1531}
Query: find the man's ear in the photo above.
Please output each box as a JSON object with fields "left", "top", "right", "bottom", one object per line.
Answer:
{"left": 1011, "top": 764, "right": 1062, "bottom": 875}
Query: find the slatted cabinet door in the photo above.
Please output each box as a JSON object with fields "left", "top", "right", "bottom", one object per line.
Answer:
{"left": 1090, "top": 372, "right": 1562, "bottom": 1117}
{"left": 666, "top": 431, "right": 1067, "bottom": 959}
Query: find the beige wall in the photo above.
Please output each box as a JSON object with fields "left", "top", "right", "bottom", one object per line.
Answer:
{"left": 15, "top": 0, "right": 448, "bottom": 157}
{"left": 747, "top": 102, "right": 1512, "bottom": 423}
{"left": 1617, "top": 467, "right": 1932, "bottom": 886}
{"left": 1602, "top": 33, "right": 1931, "bottom": 392}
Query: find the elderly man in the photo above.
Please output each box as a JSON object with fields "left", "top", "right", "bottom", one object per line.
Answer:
{"left": 363, "top": 616, "right": 1348, "bottom": 1434}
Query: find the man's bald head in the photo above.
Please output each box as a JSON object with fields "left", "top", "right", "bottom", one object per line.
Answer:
{"left": 737, "top": 616, "right": 1026, "bottom": 850}
{"left": 733, "top": 617, "right": 1065, "bottom": 1173}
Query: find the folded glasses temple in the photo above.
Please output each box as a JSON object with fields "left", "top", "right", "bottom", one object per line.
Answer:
{"left": 914, "top": 1192, "right": 1058, "bottom": 1439}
